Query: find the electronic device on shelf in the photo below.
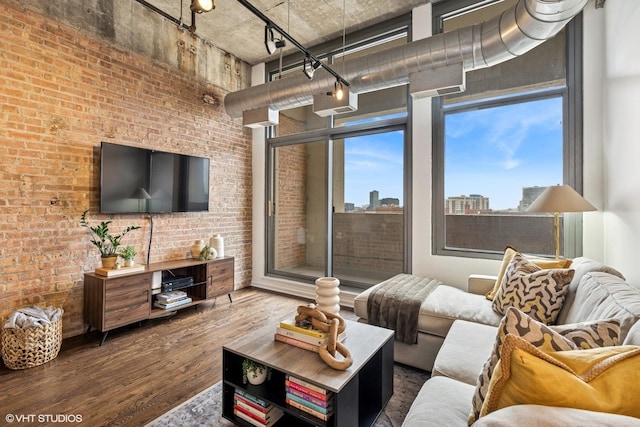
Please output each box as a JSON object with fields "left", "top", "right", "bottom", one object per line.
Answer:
{"left": 161, "top": 276, "right": 194, "bottom": 292}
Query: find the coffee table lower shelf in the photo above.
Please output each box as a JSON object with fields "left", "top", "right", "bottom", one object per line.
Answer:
{"left": 222, "top": 320, "right": 394, "bottom": 427}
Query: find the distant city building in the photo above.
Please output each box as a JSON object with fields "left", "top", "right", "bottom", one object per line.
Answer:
{"left": 518, "top": 186, "right": 547, "bottom": 211}
{"left": 369, "top": 190, "right": 380, "bottom": 211}
{"left": 344, "top": 202, "right": 355, "bottom": 212}
{"left": 446, "top": 194, "right": 490, "bottom": 214}
{"left": 380, "top": 197, "right": 400, "bottom": 206}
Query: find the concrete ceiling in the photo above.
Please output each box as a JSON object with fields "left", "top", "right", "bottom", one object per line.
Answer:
{"left": 143, "top": 0, "right": 432, "bottom": 65}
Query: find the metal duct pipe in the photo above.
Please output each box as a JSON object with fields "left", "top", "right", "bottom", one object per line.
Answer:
{"left": 224, "top": 0, "right": 588, "bottom": 118}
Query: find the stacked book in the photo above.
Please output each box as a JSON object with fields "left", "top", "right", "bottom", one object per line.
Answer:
{"left": 233, "top": 388, "right": 283, "bottom": 427}
{"left": 274, "top": 318, "right": 346, "bottom": 353}
{"left": 285, "top": 375, "right": 333, "bottom": 421}
{"left": 153, "top": 290, "right": 192, "bottom": 309}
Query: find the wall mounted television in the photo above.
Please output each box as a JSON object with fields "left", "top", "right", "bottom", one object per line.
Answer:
{"left": 100, "top": 142, "right": 210, "bottom": 214}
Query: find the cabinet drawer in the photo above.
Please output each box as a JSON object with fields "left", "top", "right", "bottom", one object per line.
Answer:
{"left": 207, "top": 259, "right": 234, "bottom": 298}
{"left": 104, "top": 274, "right": 150, "bottom": 330}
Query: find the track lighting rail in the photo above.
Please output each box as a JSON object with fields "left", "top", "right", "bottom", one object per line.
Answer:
{"left": 235, "top": 0, "right": 350, "bottom": 87}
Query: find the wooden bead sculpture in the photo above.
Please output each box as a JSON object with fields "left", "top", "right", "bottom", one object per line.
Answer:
{"left": 295, "top": 305, "right": 353, "bottom": 370}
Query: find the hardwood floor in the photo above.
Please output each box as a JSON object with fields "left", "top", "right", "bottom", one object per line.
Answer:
{"left": 0, "top": 288, "right": 356, "bottom": 426}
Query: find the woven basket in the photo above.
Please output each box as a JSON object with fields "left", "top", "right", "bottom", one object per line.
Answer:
{"left": 1, "top": 317, "right": 62, "bottom": 370}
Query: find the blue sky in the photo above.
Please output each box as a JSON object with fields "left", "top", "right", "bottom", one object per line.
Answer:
{"left": 445, "top": 96, "right": 563, "bottom": 210}
{"left": 344, "top": 130, "right": 404, "bottom": 207}
{"left": 343, "top": 96, "right": 563, "bottom": 210}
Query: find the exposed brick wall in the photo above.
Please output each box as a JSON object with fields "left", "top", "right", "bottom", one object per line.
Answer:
{"left": 0, "top": 3, "right": 252, "bottom": 338}
{"left": 274, "top": 116, "right": 307, "bottom": 270}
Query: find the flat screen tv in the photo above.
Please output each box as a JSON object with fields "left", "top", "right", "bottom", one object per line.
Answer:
{"left": 100, "top": 142, "right": 210, "bottom": 214}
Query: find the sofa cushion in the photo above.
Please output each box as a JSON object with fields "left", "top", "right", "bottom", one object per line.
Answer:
{"left": 562, "top": 271, "right": 640, "bottom": 341}
{"left": 469, "top": 307, "right": 622, "bottom": 425}
{"left": 492, "top": 253, "right": 574, "bottom": 324}
{"left": 480, "top": 335, "right": 640, "bottom": 419}
{"left": 472, "top": 404, "right": 640, "bottom": 427}
{"left": 486, "top": 246, "right": 572, "bottom": 300}
{"left": 420, "top": 286, "right": 502, "bottom": 338}
{"left": 403, "top": 376, "right": 475, "bottom": 427}
{"left": 432, "top": 320, "right": 497, "bottom": 386}
{"left": 556, "top": 257, "right": 626, "bottom": 324}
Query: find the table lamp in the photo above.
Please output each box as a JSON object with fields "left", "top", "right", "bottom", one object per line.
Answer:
{"left": 526, "top": 184, "right": 596, "bottom": 259}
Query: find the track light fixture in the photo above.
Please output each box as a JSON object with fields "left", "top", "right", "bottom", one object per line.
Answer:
{"left": 265, "top": 24, "right": 286, "bottom": 55}
{"left": 190, "top": 0, "right": 215, "bottom": 13}
{"left": 303, "top": 55, "right": 322, "bottom": 79}
{"left": 236, "top": 0, "right": 350, "bottom": 88}
{"left": 326, "top": 79, "right": 344, "bottom": 99}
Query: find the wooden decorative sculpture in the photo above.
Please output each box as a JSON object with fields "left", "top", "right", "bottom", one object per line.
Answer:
{"left": 295, "top": 305, "right": 353, "bottom": 370}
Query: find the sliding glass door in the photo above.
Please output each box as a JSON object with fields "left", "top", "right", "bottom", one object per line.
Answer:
{"left": 268, "top": 123, "right": 406, "bottom": 288}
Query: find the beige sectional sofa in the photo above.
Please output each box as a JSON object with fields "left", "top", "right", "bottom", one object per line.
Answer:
{"left": 354, "top": 257, "right": 640, "bottom": 426}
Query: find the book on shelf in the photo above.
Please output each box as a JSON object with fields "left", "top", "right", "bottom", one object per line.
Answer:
{"left": 285, "top": 380, "right": 330, "bottom": 402}
{"left": 234, "top": 407, "right": 272, "bottom": 427}
{"left": 155, "top": 290, "right": 188, "bottom": 303}
{"left": 234, "top": 401, "right": 282, "bottom": 423}
{"left": 94, "top": 264, "right": 145, "bottom": 277}
{"left": 234, "top": 388, "right": 269, "bottom": 408}
{"left": 278, "top": 317, "right": 328, "bottom": 339}
{"left": 234, "top": 394, "right": 276, "bottom": 416}
{"left": 286, "top": 392, "right": 332, "bottom": 414}
{"left": 285, "top": 386, "right": 331, "bottom": 408}
{"left": 153, "top": 297, "right": 192, "bottom": 310}
{"left": 286, "top": 397, "right": 331, "bottom": 421}
{"left": 233, "top": 390, "right": 283, "bottom": 427}
{"left": 275, "top": 326, "right": 346, "bottom": 346}
{"left": 286, "top": 375, "right": 331, "bottom": 398}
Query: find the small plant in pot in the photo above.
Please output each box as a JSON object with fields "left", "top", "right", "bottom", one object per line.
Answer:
{"left": 80, "top": 209, "right": 141, "bottom": 268}
{"left": 242, "top": 359, "right": 272, "bottom": 385}
{"left": 120, "top": 245, "right": 137, "bottom": 267}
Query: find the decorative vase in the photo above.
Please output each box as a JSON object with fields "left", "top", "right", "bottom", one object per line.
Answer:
{"left": 210, "top": 234, "right": 224, "bottom": 258}
{"left": 124, "top": 259, "right": 135, "bottom": 267}
{"left": 247, "top": 369, "right": 267, "bottom": 385}
{"left": 101, "top": 256, "right": 118, "bottom": 269}
{"left": 315, "top": 277, "right": 340, "bottom": 314}
{"left": 190, "top": 239, "right": 204, "bottom": 259}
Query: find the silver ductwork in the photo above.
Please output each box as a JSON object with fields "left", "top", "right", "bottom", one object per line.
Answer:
{"left": 224, "top": 0, "right": 588, "bottom": 119}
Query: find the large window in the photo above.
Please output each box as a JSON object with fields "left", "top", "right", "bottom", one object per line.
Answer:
{"left": 432, "top": 0, "right": 583, "bottom": 259}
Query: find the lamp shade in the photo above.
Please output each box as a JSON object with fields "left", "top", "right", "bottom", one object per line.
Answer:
{"left": 130, "top": 187, "right": 151, "bottom": 200}
{"left": 526, "top": 185, "right": 596, "bottom": 213}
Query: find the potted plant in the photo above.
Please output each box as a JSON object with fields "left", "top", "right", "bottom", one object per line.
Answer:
{"left": 120, "top": 245, "right": 137, "bottom": 267}
{"left": 80, "top": 209, "right": 141, "bottom": 268}
{"left": 242, "top": 359, "right": 272, "bottom": 385}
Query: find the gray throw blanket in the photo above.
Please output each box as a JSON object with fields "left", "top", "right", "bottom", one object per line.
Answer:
{"left": 367, "top": 274, "right": 441, "bottom": 344}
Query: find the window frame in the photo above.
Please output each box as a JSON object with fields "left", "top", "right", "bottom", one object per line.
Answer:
{"left": 431, "top": 0, "right": 584, "bottom": 260}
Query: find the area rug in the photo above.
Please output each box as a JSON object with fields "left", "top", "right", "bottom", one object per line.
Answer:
{"left": 146, "top": 364, "right": 429, "bottom": 427}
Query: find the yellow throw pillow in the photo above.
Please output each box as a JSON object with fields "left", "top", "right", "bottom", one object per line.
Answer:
{"left": 486, "top": 247, "right": 518, "bottom": 300}
{"left": 486, "top": 246, "right": 572, "bottom": 300}
{"left": 480, "top": 334, "right": 640, "bottom": 419}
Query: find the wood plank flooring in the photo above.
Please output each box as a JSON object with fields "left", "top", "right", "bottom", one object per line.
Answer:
{"left": 0, "top": 288, "right": 356, "bottom": 426}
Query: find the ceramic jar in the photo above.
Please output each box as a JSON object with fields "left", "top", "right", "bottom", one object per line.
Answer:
{"left": 210, "top": 234, "right": 224, "bottom": 258}
{"left": 190, "top": 239, "right": 204, "bottom": 259}
{"left": 315, "top": 277, "right": 340, "bottom": 314}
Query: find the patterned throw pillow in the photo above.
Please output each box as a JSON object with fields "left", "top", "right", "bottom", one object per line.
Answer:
{"left": 485, "top": 246, "right": 572, "bottom": 301}
{"left": 480, "top": 336, "right": 640, "bottom": 419}
{"left": 467, "top": 307, "right": 621, "bottom": 425}
{"left": 492, "top": 253, "right": 574, "bottom": 324}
